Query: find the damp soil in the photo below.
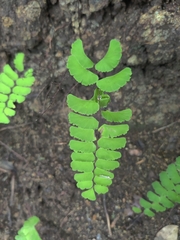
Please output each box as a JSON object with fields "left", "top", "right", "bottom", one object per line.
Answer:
{"left": 0, "top": 1, "right": 180, "bottom": 240}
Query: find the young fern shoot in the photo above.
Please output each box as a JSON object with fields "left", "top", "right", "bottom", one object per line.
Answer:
{"left": 15, "top": 216, "right": 41, "bottom": 240}
{"left": 0, "top": 53, "right": 35, "bottom": 124}
{"left": 67, "top": 39, "right": 132, "bottom": 200}
{"left": 133, "top": 156, "right": 180, "bottom": 217}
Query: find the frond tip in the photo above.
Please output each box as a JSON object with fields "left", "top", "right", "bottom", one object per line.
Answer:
{"left": 95, "top": 39, "right": 122, "bottom": 72}
{"left": 0, "top": 53, "right": 35, "bottom": 124}
{"left": 67, "top": 55, "right": 98, "bottom": 86}
{"left": 15, "top": 216, "right": 41, "bottom": 240}
{"left": 133, "top": 156, "right": 180, "bottom": 217}
{"left": 70, "top": 39, "right": 94, "bottom": 68}
{"left": 14, "top": 52, "right": 25, "bottom": 72}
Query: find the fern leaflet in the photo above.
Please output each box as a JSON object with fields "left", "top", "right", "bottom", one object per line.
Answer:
{"left": 133, "top": 156, "right": 180, "bottom": 217}
{"left": 0, "top": 53, "right": 35, "bottom": 124}
{"left": 15, "top": 216, "right": 41, "bottom": 240}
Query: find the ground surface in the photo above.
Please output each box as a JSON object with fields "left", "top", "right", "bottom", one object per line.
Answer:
{"left": 0, "top": 1, "right": 180, "bottom": 239}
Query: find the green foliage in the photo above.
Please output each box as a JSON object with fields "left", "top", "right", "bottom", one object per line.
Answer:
{"left": 96, "top": 68, "right": 132, "bottom": 92}
{"left": 132, "top": 156, "right": 180, "bottom": 217}
{"left": 0, "top": 53, "right": 35, "bottom": 124}
{"left": 67, "top": 94, "right": 99, "bottom": 115}
{"left": 95, "top": 39, "right": 122, "bottom": 72}
{"left": 67, "top": 39, "right": 132, "bottom": 200}
{"left": 15, "top": 216, "right": 41, "bottom": 240}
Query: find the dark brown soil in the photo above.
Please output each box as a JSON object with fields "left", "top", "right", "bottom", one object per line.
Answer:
{"left": 0, "top": 1, "right": 180, "bottom": 239}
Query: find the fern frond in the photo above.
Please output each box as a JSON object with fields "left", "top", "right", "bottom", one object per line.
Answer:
{"left": 16, "top": 77, "right": 35, "bottom": 87}
{"left": 70, "top": 126, "right": 96, "bottom": 141}
{"left": 99, "top": 124, "right": 129, "bottom": 138}
{"left": 68, "top": 112, "right": 99, "bottom": 129}
{"left": 69, "top": 140, "right": 96, "bottom": 152}
{"left": 67, "top": 94, "right": 99, "bottom": 115}
{"left": 67, "top": 39, "right": 97, "bottom": 86}
{"left": 0, "top": 53, "right": 35, "bottom": 124}
{"left": 96, "top": 148, "right": 121, "bottom": 160}
{"left": 67, "top": 55, "right": 98, "bottom": 86}
{"left": 15, "top": 216, "right": 41, "bottom": 240}
{"left": 70, "top": 39, "right": 94, "bottom": 68}
{"left": 71, "top": 152, "right": 95, "bottom": 162}
{"left": 13, "top": 86, "right": 31, "bottom": 95}
{"left": 67, "top": 39, "right": 132, "bottom": 200}
{"left": 133, "top": 156, "right": 180, "bottom": 217}
{"left": 0, "top": 72, "right": 15, "bottom": 87}
{"left": 24, "top": 68, "right": 34, "bottom": 77}
{"left": 97, "top": 137, "right": 126, "bottom": 150}
{"left": 82, "top": 188, "right": 96, "bottom": 201}
{"left": 0, "top": 83, "right": 11, "bottom": 95}
{"left": 71, "top": 161, "right": 94, "bottom": 172}
{"left": 94, "top": 167, "right": 114, "bottom": 179}
{"left": 97, "top": 68, "right": 132, "bottom": 92}
{"left": 3, "top": 64, "right": 18, "bottom": 80}
{"left": 95, "top": 159, "right": 119, "bottom": 170}
{"left": 95, "top": 39, "right": 122, "bottom": 72}
{"left": 101, "top": 109, "right": 132, "bottom": 122}
{"left": 98, "top": 94, "right": 110, "bottom": 108}
{"left": 14, "top": 52, "right": 25, "bottom": 72}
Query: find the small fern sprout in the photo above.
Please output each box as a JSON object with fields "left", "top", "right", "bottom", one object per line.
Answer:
{"left": 133, "top": 156, "right": 180, "bottom": 217}
{"left": 67, "top": 39, "right": 132, "bottom": 200}
{"left": 15, "top": 216, "right": 41, "bottom": 240}
{"left": 0, "top": 53, "right": 35, "bottom": 124}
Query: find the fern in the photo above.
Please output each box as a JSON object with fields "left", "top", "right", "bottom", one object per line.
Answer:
{"left": 15, "top": 216, "right": 41, "bottom": 240}
{"left": 67, "top": 39, "right": 132, "bottom": 200}
{"left": 0, "top": 53, "right": 35, "bottom": 124}
{"left": 133, "top": 156, "right": 180, "bottom": 217}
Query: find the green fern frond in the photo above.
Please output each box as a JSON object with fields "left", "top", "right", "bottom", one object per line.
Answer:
{"left": 69, "top": 140, "right": 96, "bottom": 152}
{"left": 96, "top": 148, "right": 121, "bottom": 160}
{"left": 14, "top": 52, "right": 25, "bottom": 72}
{"left": 15, "top": 216, "right": 41, "bottom": 240}
{"left": 24, "top": 68, "right": 34, "bottom": 77}
{"left": 67, "top": 94, "right": 99, "bottom": 115}
{"left": 0, "top": 53, "right": 35, "bottom": 124}
{"left": 97, "top": 137, "right": 126, "bottom": 150}
{"left": 99, "top": 124, "right": 129, "bottom": 137}
{"left": 97, "top": 67, "right": 132, "bottom": 92}
{"left": 101, "top": 109, "right": 132, "bottom": 122}
{"left": 71, "top": 152, "right": 95, "bottom": 162}
{"left": 67, "top": 39, "right": 132, "bottom": 200}
{"left": 70, "top": 126, "right": 96, "bottom": 141}
{"left": 98, "top": 94, "right": 110, "bottom": 108}
{"left": 70, "top": 39, "right": 94, "bottom": 68}
{"left": 67, "top": 55, "right": 98, "bottom": 86}
{"left": 95, "top": 39, "right": 122, "bottom": 72}
{"left": 133, "top": 156, "right": 180, "bottom": 217}
{"left": 68, "top": 112, "right": 99, "bottom": 129}
{"left": 3, "top": 64, "right": 19, "bottom": 80}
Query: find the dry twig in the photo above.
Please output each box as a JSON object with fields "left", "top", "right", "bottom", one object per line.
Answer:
{"left": 152, "top": 119, "right": 180, "bottom": 133}
{"left": 0, "top": 123, "right": 32, "bottom": 132}
{"left": 103, "top": 194, "right": 112, "bottom": 237}
{"left": 0, "top": 160, "right": 16, "bottom": 206}
{"left": 0, "top": 140, "right": 27, "bottom": 162}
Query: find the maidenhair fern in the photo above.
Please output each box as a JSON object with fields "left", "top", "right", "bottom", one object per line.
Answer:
{"left": 0, "top": 53, "right": 35, "bottom": 124}
{"left": 15, "top": 216, "right": 41, "bottom": 240}
{"left": 67, "top": 39, "right": 132, "bottom": 201}
{"left": 133, "top": 156, "right": 180, "bottom": 217}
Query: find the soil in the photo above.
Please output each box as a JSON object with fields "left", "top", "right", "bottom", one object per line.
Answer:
{"left": 0, "top": 0, "right": 180, "bottom": 239}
